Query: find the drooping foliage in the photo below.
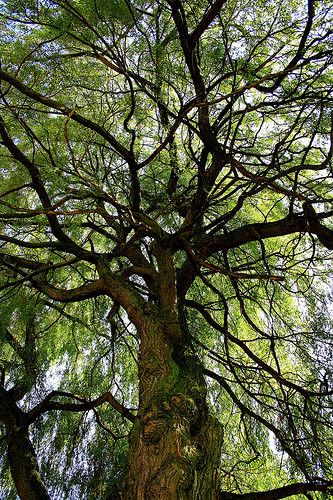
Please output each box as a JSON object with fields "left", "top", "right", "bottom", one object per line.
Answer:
{"left": 1, "top": 0, "right": 333, "bottom": 498}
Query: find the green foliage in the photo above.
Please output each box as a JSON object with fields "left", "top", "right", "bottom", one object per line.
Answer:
{"left": 1, "top": 0, "right": 333, "bottom": 498}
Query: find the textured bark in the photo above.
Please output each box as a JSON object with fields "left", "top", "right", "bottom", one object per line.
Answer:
{"left": 122, "top": 308, "right": 223, "bottom": 499}
{"left": 7, "top": 432, "right": 50, "bottom": 500}
{"left": 0, "top": 388, "right": 50, "bottom": 500}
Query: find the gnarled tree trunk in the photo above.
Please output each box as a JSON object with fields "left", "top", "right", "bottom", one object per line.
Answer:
{"left": 122, "top": 305, "right": 223, "bottom": 499}
{"left": 0, "top": 388, "right": 50, "bottom": 500}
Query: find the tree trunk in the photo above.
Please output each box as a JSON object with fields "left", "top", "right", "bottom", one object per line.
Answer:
{"left": 122, "top": 306, "right": 223, "bottom": 499}
{"left": 0, "top": 388, "right": 50, "bottom": 500}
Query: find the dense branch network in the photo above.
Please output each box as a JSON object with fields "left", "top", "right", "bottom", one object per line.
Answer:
{"left": 0, "top": 0, "right": 333, "bottom": 498}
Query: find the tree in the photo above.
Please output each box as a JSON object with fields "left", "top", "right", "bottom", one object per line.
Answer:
{"left": 1, "top": 0, "right": 333, "bottom": 498}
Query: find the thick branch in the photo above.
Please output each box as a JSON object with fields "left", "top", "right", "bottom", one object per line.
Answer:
{"left": 0, "top": 70, "right": 134, "bottom": 164}
{"left": 0, "top": 233, "right": 62, "bottom": 249}
{"left": 256, "top": 0, "right": 316, "bottom": 93}
{"left": 225, "top": 481, "right": 333, "bottom": 500}
{"left": 190, "top": 0, "right": 227, "bottom": 49}
{"left": 34, "top": 278, "right": 108, "bottom": 303}
{"left": 28, "top": 390, "right": 135, "bottom": 424}
{"left": 177, "top": 213, "right": 333, "bottom": 296}
{"left": 0, "top": 116, "right": 94, "bottom": 260}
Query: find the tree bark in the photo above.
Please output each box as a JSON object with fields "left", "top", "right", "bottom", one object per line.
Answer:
{"left": 0, "top": 388, "right": 50, "bottom": 500}
{"left": 122, "top": 307, "right": 223, "bottom": 499}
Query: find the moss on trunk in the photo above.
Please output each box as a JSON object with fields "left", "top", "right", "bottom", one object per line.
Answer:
{"left": 122, "top": 309, "right": 223, "bottom": 499}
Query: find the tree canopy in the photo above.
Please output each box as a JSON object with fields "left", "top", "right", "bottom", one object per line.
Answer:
{"left": 1, "top": 0, "right": 333, "bottom": 498}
